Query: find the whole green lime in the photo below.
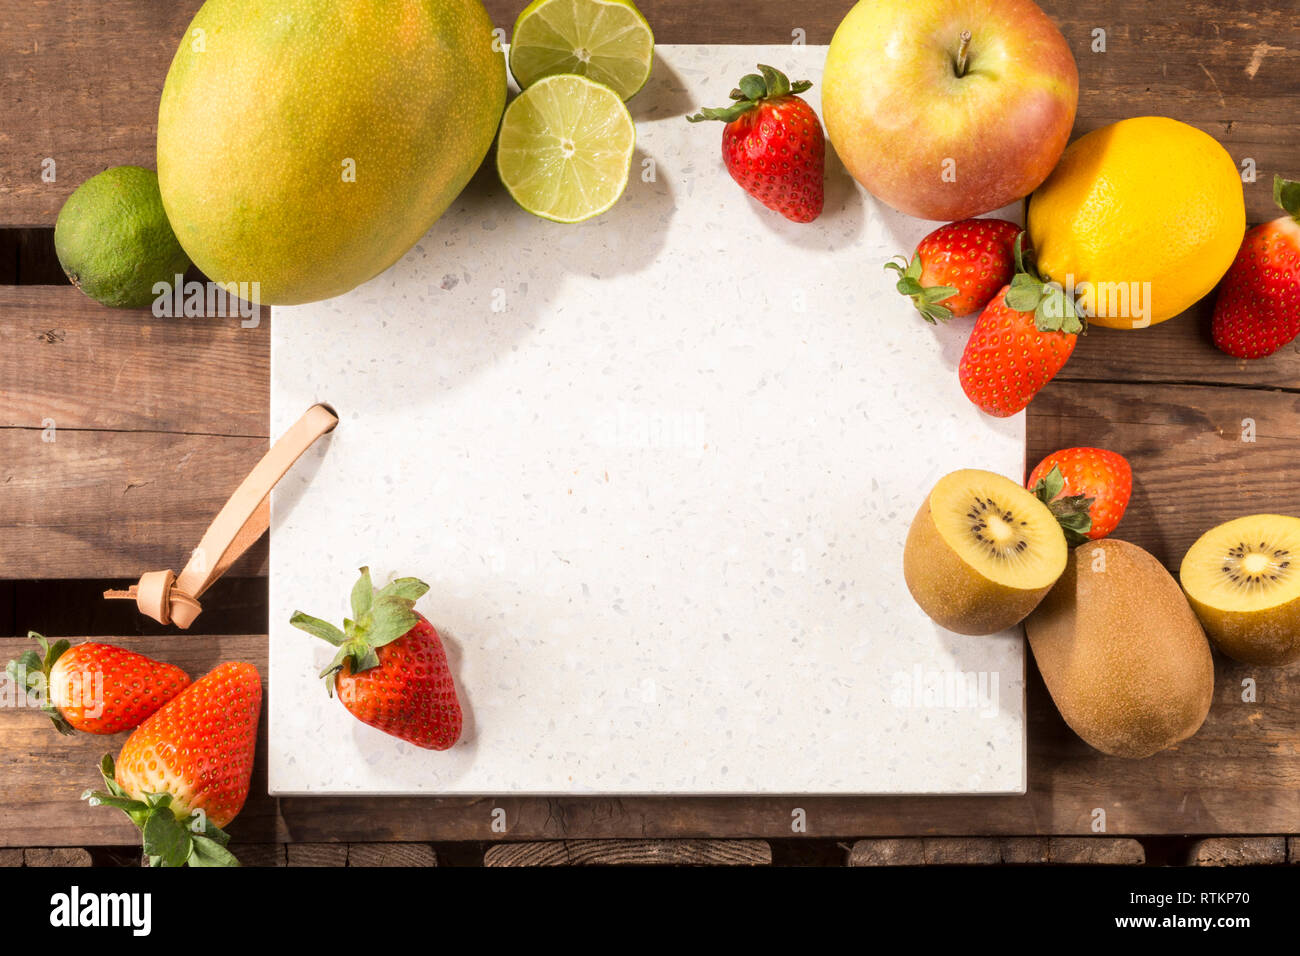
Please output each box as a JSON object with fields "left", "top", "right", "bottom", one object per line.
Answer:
{"left": 54, "top": 166, "right": 191, "bottom": 309}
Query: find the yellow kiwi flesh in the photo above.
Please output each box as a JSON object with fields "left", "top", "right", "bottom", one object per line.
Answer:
{"left": 903, "top": 469, "right": 1068, "bottom": 635}
{"left": 1179, "top": 514, "right": 1300, "bottom": 666}
{"left": 1026, "top": 539, "right": 1214, "bottom": 758}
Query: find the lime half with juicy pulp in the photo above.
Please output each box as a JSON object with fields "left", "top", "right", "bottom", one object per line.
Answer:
{"left": 497, "top": 73, "right": 636, "bottom": 223}
{"left": 510, "top": 0, "right": 654, "bottom": 101}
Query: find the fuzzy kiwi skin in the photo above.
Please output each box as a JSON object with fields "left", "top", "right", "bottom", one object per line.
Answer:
{"left": 1026, "top": 539, "right": 1214, "bottom": 758}
{"left": 1182, "top": 593, "right": 1300, "bottom": 666}
{"left": 903, "top": 496, "right": 1056, "bottom": 635}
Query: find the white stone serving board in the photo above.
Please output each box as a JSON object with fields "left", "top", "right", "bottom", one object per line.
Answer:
{"left": 268, "top": 44, "right": 1026, "bottom": 796}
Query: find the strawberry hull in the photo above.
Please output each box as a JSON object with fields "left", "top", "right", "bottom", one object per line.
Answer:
{"left": 687, "top": 64, "right": 826, "bottom": 224}
{"left": 888, "top": 219, "right": 1022, "bottom": 322}
{"left": 337, "top": 615, "right": 463, "bottom": 751}
{"left": 958, "top": 279, "right": 1079, "bottom": 418}
{"left": 292, "top": 570, "right": 464, "bottom": 752}
{"left": 6, "top": 633, "right": 190, "bottom": 736}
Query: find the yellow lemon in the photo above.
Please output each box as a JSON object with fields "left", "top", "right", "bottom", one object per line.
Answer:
{"left": 1027, "top": 117, "right": 1244, "bottom": 329}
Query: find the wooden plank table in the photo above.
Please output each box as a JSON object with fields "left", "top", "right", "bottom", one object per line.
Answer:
{"left": 2, "top": 0, "right": 1298, "bottom": 856}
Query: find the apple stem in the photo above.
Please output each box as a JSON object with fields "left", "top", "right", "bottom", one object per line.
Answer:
{"left": 955, "top": 30, "right": 972, "bottom": 77}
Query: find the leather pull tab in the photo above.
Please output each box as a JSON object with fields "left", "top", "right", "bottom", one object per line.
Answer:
{"left": 104, "top": 403, "right": 338, "bottom": 629}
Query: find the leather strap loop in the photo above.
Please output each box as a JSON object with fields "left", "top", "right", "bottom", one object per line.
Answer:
{"left": 104, "top": 403, "right": 338, "bottom": 629}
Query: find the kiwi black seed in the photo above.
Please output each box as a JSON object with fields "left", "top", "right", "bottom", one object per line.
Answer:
{"left": 903, "top": 469, "right": 1068, "bottom": 635}
{"left": 1180, "top": 514, "right": 1300, "bottom": 666}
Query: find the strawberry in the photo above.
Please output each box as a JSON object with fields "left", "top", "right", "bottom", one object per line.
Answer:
{"left": 1028, "top": 448, "right": 1134, "bottom": 544}
{"left": 886, "top": 219, "right": 1023, "bottom": 322}
{"left": 83, "top": 661, "right": 261, "bottom": 867}
{"left": 958, "top": 236, "right": 1083, "bottom": 417}
{"left": 1212, "top": 175, "right": 1300, "bottom": 359}
{"left": 291, "top": 568, "right": 461, "bottom": 751}
{"left": 5, "top": 632, "right": 189, "bottom": 736}
{"left": 687, "top": 63, "right": 824, "bottom": 223}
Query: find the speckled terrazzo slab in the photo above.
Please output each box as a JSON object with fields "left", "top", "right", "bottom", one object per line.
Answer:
{"left": 268, "top": 45, "right": 1026, "bottom": 796}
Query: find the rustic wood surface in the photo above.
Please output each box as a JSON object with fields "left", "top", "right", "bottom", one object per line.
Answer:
{"left": 1, "top": 633, "right": 1295, "bottom": 845}
{"left": 4, "top": 286, "right": 1296, "bottom": 580}
{"left": 2, "top": 1, "right": 1296, "bottom": 225}
{"left": 1, "top": 0, "right": 1299, "bottom": 850}
{"left": 484, "top": 839, "right": 772, "bottom": 866}
{"left": 1186, "top": 837, "right": 1288, "bottom": 866}
{"left": 847, "top": 837, "right": 1146, "bottom": 866}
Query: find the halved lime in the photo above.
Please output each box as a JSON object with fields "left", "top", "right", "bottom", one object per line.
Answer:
{"left": 497, "top": 74, "right": 636, "bottom": 224}
{"left": 510, "top": 0, "right": 654, "bottom": 101}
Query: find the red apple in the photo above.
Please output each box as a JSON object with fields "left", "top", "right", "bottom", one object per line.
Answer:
{"left": 822, "top": 0, "right": 1078, "bottom": 221}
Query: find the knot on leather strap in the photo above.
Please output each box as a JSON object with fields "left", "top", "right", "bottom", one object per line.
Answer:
{"left": 104, "top": 570, "right": 203, "bottom": 628}
{"left": 101, "top": 403, "right": 338, "bottom": 630}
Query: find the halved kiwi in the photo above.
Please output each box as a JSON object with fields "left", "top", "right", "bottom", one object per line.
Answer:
{"left": 904, "top": 469, "right": 1068, "bottom": 635}
{"left": 1179, "top": 514, "right": 1300, "bottom": 665}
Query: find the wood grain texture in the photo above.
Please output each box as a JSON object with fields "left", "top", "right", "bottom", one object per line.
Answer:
{"left": 1187, "top": 836, "right": 1286, "bottom": 865}
{"left": 0, "top": 287, "right": 268, "bottom": 434}
{"left": 22, "top": 847, "right": 93, "bottom": 866}
{"left": 1, "top": 630, "right": 1295, "bottom": 846}
{"left": 0, "top": 428, "right": 268, "bottom": 579}
{"left": 847, "top": 837, "right": 1145, "bottom": 865}
{"left": 484, "top": 839, "right": 772, "bottom": 866}
{"left": 0, "top": 285, "right": 269, "bottom": 581}
{"left": 1027, "top": 383, "right": 1300, "bottom": 569}
{"left": 1055, "top": 302, "right": 1300, "bottom": 390}
{"left": 286, "top": 843, "right": 349, "bottom": 867}
{"left": 346, "top": 843, "right": 438, "bottom": 867}
{"left": 2, "top": 2, "right": 1296, "bottom": 224}
{"left": 226, "top": 844, "right": 286, "bottom": 867}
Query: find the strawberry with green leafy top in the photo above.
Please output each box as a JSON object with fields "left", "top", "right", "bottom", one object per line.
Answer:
{"left": 1212, "top": 175, "right": 1300, "bottom": 359}
{"left": 291, "top": 568, "right": 462, "bottom": 751}
{"left": 886, "top": 219, "right": 1022, "bottom": 322}
{"left": 687, "top": 64, "right": 825, "bottom": 223}
{"left": 83, "top": 661, "right": 261, "bottom": 867}
{"left": 1029, "top": 447, "right": 1133, "bottom": 543}
{"left": 5, "top": 632, "right": 189, "bottom": 736}
{"left": 958, "top": 235, "right": 1083, "bottom": 417}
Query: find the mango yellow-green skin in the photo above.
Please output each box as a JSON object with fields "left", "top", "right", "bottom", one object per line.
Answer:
{"left": 903, "top": 495, "right": 1056, "bottom": 636}
{"left": 1182, "top": 592, "right": 1300, "bottom": 666}
{"left": 157, "top": 0, "right": 506, "bottom": 305}
{"left": 1026, "top": 539, "right": 1214, "bottom": 758}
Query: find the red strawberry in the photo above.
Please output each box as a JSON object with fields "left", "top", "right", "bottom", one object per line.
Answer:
{"left": 687, "top": 64, "right": 824, "bottom": 223}
{"left": 291, "top": 568, "right": 462, "bottom": 751}
{"left": 5, "top": 632, "right": 190, "bottom": 735}
{"left": 83, "top": 661, "right": 261, "bottom": 867}
{"left": 958, "top": 236, "right": 1083, "bottom": 417}
{"left": 886, "top": 219, "right": 1023, "bottom": 322}
{"left": 1028, "top": 448, "right": 1133, "bottom": 543}
{"left": 1212, "top": 175, "right": 1300, "bottom": 359}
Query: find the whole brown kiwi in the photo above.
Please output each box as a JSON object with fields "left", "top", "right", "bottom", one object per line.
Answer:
{"left": 1025, "top": 539, "right": 1214, "bottom": 758}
